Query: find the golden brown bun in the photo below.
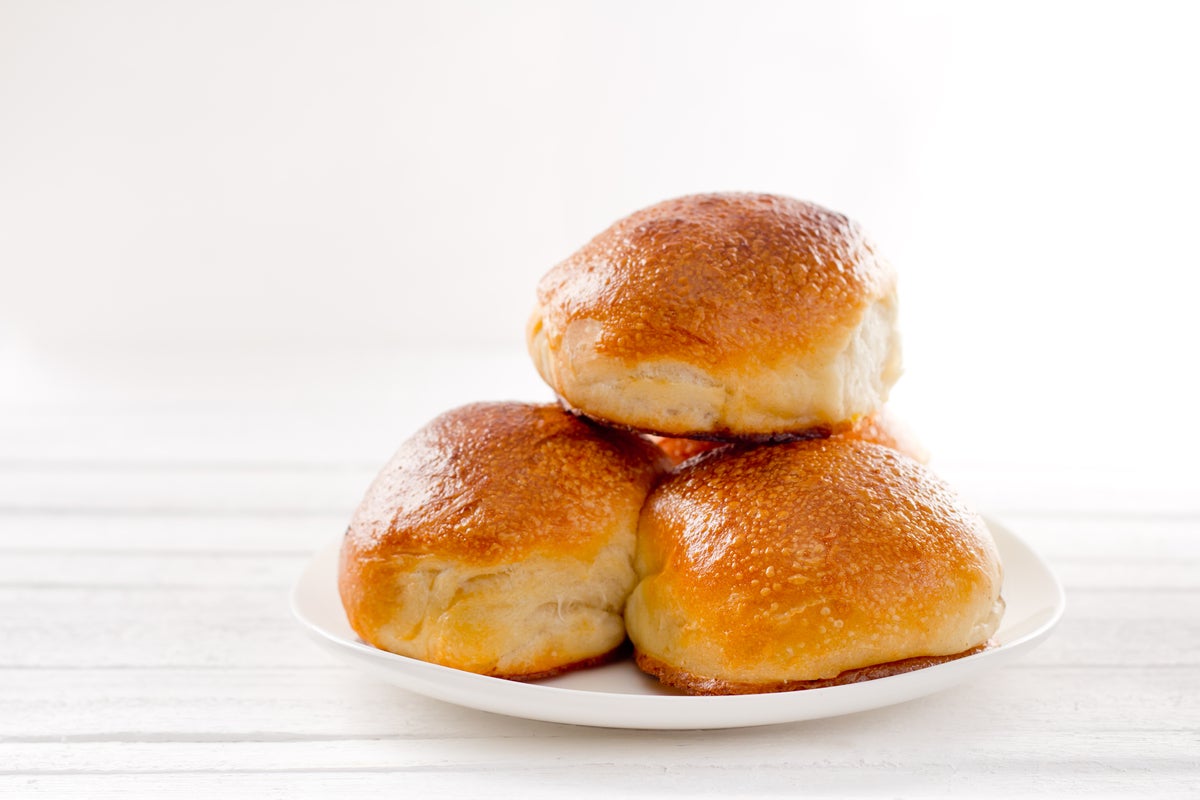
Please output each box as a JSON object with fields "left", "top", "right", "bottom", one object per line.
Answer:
{"left": 648, "top": 406, "right": 928, "bottom": 467}
{"left": 339, "top": 402, "right": 669, "bottom": 680}
{"left": 625, "top": 438, "right": 1004, "bottom": 694}
{"left": 528, "top": 193, "right": 902, "bottom": 438}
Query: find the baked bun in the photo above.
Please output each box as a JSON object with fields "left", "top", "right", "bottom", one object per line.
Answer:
{"left": 528, "top": 193, "right": 902, "bottom": 438}
{"left": 625, "top": 437, "right": 1003, "bottom": 694}
{"left": 339, "top": 402, "right": 669, "bottom": 680}
{"left": 649, "top": 406, "right": 929, "bottom": 466}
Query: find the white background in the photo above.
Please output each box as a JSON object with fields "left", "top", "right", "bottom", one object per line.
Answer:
{"left": 3, "top": 1, "right": 1199, "bottom": 469}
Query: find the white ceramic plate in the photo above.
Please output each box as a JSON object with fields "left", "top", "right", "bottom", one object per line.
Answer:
{"left": 291, "top": 518, "right": 1063, "bottom": 730}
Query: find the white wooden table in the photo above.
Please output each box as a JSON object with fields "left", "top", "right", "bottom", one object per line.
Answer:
{"left": 2, "top": 347, "right": 1197, "bottom": 797}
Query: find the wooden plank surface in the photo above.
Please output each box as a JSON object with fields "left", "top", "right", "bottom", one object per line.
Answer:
{"left": 2, "top": 349, "right": 1198, "bottom": 797}
{"left": 0, "top": 515, "right": 1196, "bottom": 798}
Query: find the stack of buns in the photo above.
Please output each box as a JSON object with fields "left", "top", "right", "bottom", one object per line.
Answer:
{"left": 339, "top": 192, "right": 1004, "bottom": 694}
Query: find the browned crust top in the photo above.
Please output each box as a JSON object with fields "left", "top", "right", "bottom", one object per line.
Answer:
{"left": 535, "top": 193, "right": 894, "bottom": 370}
{"left": 637, "top": 438, "right": 999, "bottom": 669}
{"left": 342, "top": 402, "right": 669, "bottom": 567}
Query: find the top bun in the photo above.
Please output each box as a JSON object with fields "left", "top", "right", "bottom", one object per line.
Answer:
{"left": 528, "top": 193, "right": 902, "bottom": 438}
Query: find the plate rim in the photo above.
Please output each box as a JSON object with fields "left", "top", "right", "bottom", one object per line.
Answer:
{"left": 290, "top": 516, "right": 1065, "bottom": 729}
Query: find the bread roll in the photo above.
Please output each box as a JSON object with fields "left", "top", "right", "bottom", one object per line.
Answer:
{"left": 625, "top": 437, "right": 1003, "bottom": 694}
{"left": 528, "top": 193, "right": 902, "bottom": 438}
{"left": 339, "top": 402, "right": 669, "bottom": 680}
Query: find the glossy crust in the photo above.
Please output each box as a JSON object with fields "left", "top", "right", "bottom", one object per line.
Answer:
{"left": 339, "top": 402, "right": 669, "bottom": 679}
{"left": 625, "top": 438, "right": 1004, "bottom": 694}
{"left": 648, "top": 406, "right": 929, "bottom": 467}
{"left": 528, "top": 193, "right": 902, "bottom": 437}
